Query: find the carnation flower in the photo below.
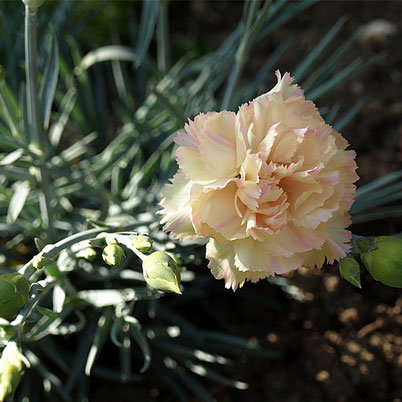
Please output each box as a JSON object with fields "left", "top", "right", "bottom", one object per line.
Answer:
{"left": 159, "top": 71, "right": 358, "bottom": 291}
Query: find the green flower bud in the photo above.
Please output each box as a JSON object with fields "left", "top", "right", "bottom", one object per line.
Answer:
{"left": 0, "top": 274, "right": 30, "bottom": 319}
{"left": 0, "top": 342, "right": 27, "bottom": 401}
{"left": 135, "top": 235, "right": 153, "bottom": 253}
{"left": 102, "top": 244, "right": 125, "bottom": 267}
{"left": 339, "top": 255, "right": 361, "bottom": 288}
{"left": 76, "top": 247, "right": 97, "bottom": 261}
{"left": 359, "top": 236, "right": 402, "bottom": 288}
{"left": 0, "top": 326, "right": 16, "bottom": 341}
{"left": 32, "top": 254, "right": 51, "bottom": 269}
{"left": 21, "top": 0, "right": 45, "bottom": 9}
{"left": 142, "top": 251, "right": 182, "bottom": 294}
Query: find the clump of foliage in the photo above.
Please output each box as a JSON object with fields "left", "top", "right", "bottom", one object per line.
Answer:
{"left": 0, "top": 1, "right": 401, "bottom": 401}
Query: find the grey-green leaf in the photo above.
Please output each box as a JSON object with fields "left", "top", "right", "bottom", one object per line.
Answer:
{"left": 135, "top": 0, "right": 160, "bottom": 68}
{"left": 40, "top": 26, "right": 59, "bottom": 130}
{"left": 7, "top": 180, "right": 30, "bottom": 224}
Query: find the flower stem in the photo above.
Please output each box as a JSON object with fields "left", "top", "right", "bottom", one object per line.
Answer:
{"left": 19, "top": 220, "right": 152, "bottom": 279}
{"left": 25, "top": 5, "right": 55, "bottom": 239}
{"left": 24, "top": 5, "right": 44, "bottom": 152}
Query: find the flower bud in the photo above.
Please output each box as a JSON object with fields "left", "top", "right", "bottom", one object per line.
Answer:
{"left": 339, "top": 255, "right": 361, "bottom": 288}
{"left": 142, "top": 251, "right": 182, "bottom": 294}
{"left": 0, "top": 342, "right": 27, "bottom": 401}
{"left": 32, "top": 254, "right": 51, "bottom": 269}
{"left": 0, "top": 274, "right": 30, "bottom": 319}
{"left": 76, "top": 247, "right": 97, "bottom": 261}
{"left": 135, "top": 235, "right": 153, "bottom": 254}
{"left": 358, "top": 236, "right": 402, "bottom": 288}
{"left": 21, "top": 0, "right": 45, "bottom": 9}
{"left": 102, "top": 244, "right": 125, "bottom": 267}
{"left": 0, "top": 326, "right": 16, "bottom": 341}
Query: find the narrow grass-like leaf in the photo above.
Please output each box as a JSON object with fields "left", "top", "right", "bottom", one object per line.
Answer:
{"left": 293, "top": 16, "right": 347, "bottom": 82}
{"left": 40, "top": 26, "right": 59, "bottom": 130}
{"left": 0, "top": 81, "right": 21, "bottom": 139}
{"left": 52, "top": 283, "right": 66, "bottom": 313}
{"left": 119, "top": 324, "right": 132, "bottom": 382}
{"left": 155, "top": 339, "right": 232, "bottom": 365}
{"left": 135, "top": 0, "right": 160, "bottom": 68}
{"left": 333, "top": 98, "right": 365, "bottom": 132}
{"left": 24, "top": 350, "right": 70, "bottom": 402}
{"left": 152, "top": 362, "right": 188, "bottom": 402}
{"left": 157, "top": 0, "right": 170, "bottom": 73}
{"left": 183, "top": 360, "right": 248, "bottom": 390}
{"left": 49, "top": 88, "right": 77, "bottom": 151}
{"left": 0, "top": 148, "right": 24, "bottom": 165}
{"left": 77, "top": 289, "right": 142, "bottom": 307}
{"left": 85, "top": 307, "right": 113, "bottom": 375}
{"left": 126, "top": 315, "right": 151, "bottom": 373}
{"left": 307, "top": 52, "right": 386, "bottom": 101}
{"left": 303, "top": 31, "right": 359, "bottom": 92}
{"left": 355, "top": 170, "right": 402, "bottom": 199}
{"left": 352, "top": 206, "right": 402, "bottom": 224}
{"left": 172, "top": 367, "right": 217, "bottom": 402}
{"left": 78, "top": 46, "right": 137, "bottom": 73}
{"left": 7, "top": 180, "right": 30, "bottom": 224}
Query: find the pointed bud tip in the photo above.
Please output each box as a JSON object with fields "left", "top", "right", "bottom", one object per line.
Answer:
{"left": 142, "top": 251, "right": 182, "bottom": 294}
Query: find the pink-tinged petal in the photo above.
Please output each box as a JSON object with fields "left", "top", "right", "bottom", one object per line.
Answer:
{"left": 206, "top": 239, "right": 269, "bottom": 291}
{"left": 174, "top": 130, "right": 198, "bottom": 150}
{"left": 193, "top": 182, "right": 246, "bottom": 240}
{"left": 198, "top": 111, "right": 238, "bottom": 179}
{"left": 233, "top": 236, "right": 293, "bottom": 271}
{"left": 236, "top": 181, "right": 261, "bottom": 212}
{"left": 259, "top": 182, "right": 283, "bottom": 203}
{"left": 159, "top": 172, "right": 198, "bottom": 240}
{"left": 235, "top": 103, "right": 253, "bottom": 166}
{"left": 268, "top": 253, "right": 305, "bottom": 275}
{"left": 176, "top": 147, "right": 216, "bottom": 182}
{"left": 269, "top": 223, "right": 327, "bottom": 254}
{"left": 320, "top": 215, "right": 352, "bottom": 263}
{"left": 256, "top": 71, "right": 304, "bottom": 102}
{"left": 240, "top": 152, "right": 262, "bottom": 182}
{"left": 256, "top": 122, "right": 279, "bottom": 161}
{"left": 232, "top": 237, "right": 306, "bottom": 275}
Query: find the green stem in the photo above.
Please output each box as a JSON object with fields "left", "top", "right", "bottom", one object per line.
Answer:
{"left": 19, "top": 220, "right": 152, "bottom": 279}
{"left": 36, "top": 165, "right": 55, "bottom": 239}
{"left": 157, "top": 0, "right": 170, "bottom": 73}
{"left": 24, "top": 5, "right": 44, "bottom": 152}
{"left": 25, "top": 5, "right": 55, "bottom": 239}
{"left": 10, "top": 276, "right": 55, "bottom": 328}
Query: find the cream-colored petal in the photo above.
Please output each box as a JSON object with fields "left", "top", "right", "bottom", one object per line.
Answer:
{"left": 198, "top": 111, "right": 238, "bottom": 179}
{"left": 159, "top": 172, "right": 198, "bottom": 240}
{"left": 206, "top": 238, "right": 268, "bottom": 291}
{"left": 194, "top": 182, "right": 246, "bottom": 240}
{"left": 176, "top": 147, "right": 216, "bottom": 182}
